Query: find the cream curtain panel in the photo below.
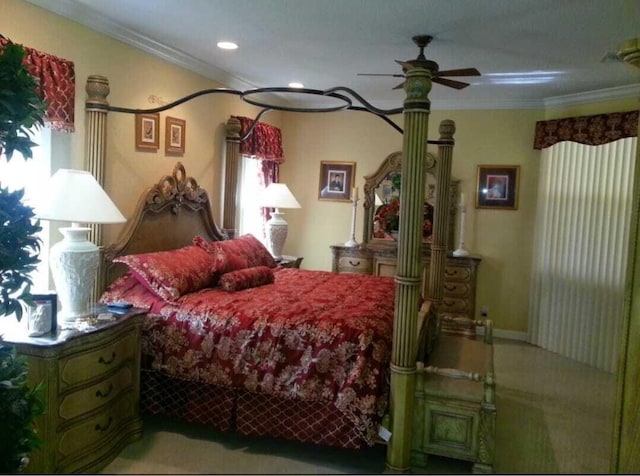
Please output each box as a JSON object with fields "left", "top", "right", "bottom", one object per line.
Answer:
{"left": 529, "top": 137, "right": 637, "bottom": 372}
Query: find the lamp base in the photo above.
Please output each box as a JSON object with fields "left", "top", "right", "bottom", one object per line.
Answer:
{"left": 265, "top": 210, "right": 288, "bottom": 260}
{"left": 50, "top": 227, "right": 100, "bottom": 324}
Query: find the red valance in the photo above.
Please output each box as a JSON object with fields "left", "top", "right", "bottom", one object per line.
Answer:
{"left": 533, "top": 110, "right": 638, "bottom": 150}
{"left": 1, "top": 37, "right": 75, "bottom": 133}
{"left": 234, "top": 116, "right": 284, "bottom": 163}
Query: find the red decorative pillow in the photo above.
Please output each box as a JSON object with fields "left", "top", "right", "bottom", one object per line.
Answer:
{"left": 219, "top": 266, "right": 275, "bottom": 292}
{"left": 193, "top": 234, "right": 276, "bottom": 274}
{"left": 113, "top": 245, "right": 216, "bottom": 302}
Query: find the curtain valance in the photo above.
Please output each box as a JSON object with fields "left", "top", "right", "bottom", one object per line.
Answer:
{"left": 1, "top": 37, "right": 75, "bottom": 133}
{"left": 234, "top": 115, "right": 284, "bottom": 163}
{"left": 533, "top": 110, "right": 638, "bottom": 150}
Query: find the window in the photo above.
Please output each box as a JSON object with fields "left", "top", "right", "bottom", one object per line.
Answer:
{"left": 0, "top": 127, "right": 51, "bottom": 291}
{"left": 236, "top": 155, "right": 265, "bottom": 240}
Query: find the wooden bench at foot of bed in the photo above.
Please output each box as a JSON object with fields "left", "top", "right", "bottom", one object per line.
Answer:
{"left": 412, "top": 314, "right": 496, "bottom": 474}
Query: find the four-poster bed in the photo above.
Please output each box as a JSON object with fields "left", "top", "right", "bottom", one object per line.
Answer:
{"left": 84, "top": 62, "right": 458, "bottom": 472}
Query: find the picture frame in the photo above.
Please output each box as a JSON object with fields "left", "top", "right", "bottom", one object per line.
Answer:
{"left": 135, "top": 113, "right": 160, "bottom": 151}
{"left": 476, "top": 165, "right": 520, "bottom": 210}
{"left": 165, "top": 116, "right": 186, "bottom": 155}
{"left": 27, "top": 293, "right": 57, "bottom": 336}
{"left": 318, "top": 161, "right": 356, "bottom": 202}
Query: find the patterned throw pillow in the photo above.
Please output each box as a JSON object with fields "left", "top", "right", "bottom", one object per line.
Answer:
{"left": 193, "top": 234, "right": 276, "bottom": 274}
{"left": 113, "top": 245, "right": 216, "bottom": 302}
{"left": 219, "top": 266, "right": 275, "bottom": 292}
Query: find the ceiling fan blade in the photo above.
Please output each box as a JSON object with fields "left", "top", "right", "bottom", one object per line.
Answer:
{"left": 432, "top": 77, "right": 470, "bottom": 90}
{"left": 435, "top": 67, "right": 481, "bottom": 77}
{"left": 357, "top": 73, "right": 406, "bottom": 78}
{"left": 392, "top": 81, "right": 406, "bottom": 90}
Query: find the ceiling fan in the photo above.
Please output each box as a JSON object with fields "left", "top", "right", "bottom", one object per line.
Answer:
{"left": 358, "top": 35, "right": 481, "bottom": 90}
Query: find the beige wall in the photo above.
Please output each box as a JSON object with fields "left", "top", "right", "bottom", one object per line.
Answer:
{"left": 4, "top": 0, "right": 638, "bottom": 335}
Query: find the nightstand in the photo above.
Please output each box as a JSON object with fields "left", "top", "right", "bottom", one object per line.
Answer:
{"left": 1, "top": 307, "right": 145, "bottom": 474}
{"left": 277, "top": 255, "right": 303, "bottom": 268}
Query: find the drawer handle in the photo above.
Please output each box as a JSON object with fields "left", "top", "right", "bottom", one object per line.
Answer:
{"left": 95, "top": 416, "right": 113, "bottom": 433}
{"left": 348, "top": 260, "right": 361, "bottom": 267}
{"left": 98, "top": 352, "right": 116, "bottom": 365}
{"left": 444, "top": 269, "right": 456, "bottom": 276}
{"left": 444, "top": 284, "right": 456, "bottom": 292}
{"left": 96, "top": 383, "right": 114, "bottom": 399}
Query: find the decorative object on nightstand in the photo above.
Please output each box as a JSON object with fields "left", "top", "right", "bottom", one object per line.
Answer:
{"left": 344, "top": 187, "right": 360, "bottom": 247}
{"left": 259, "top": 183, "right": 301, "bottom": 260}
{"left": 453, "top": 192, "right": 470, "bottom": 257}
{"left": 36, "top": 169, "right": 126, "bottom": 325}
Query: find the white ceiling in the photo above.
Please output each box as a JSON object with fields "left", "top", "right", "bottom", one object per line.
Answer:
{"left": 27, "top": 0, "right": 640, "bottom": 110}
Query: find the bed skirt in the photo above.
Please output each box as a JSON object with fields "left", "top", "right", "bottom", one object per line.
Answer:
{"left": 140, "top": 370, "right": 370, "bottom": 449}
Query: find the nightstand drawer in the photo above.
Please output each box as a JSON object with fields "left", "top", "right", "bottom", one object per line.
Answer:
{"left": 57, "top": 391, "right": 136, "bottom": 458}
{"left": 338, "top": 256, "right": 372, "bottom": 273}
{"left": 59, "top": 365, "right": 134, "bottom": 421}
{"left": 59, "top": 332, "right": 137, "bottom": 389}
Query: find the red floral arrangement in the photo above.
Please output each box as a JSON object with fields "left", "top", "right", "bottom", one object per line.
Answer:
{"left": 375, "top": 198, "right": 400, "bottom": 233}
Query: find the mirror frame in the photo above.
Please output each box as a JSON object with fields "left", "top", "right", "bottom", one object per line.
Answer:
{"left": 362, "top": 150, "right": 459, "bottom": 250}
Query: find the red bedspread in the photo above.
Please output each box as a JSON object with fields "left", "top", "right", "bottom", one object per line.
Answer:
{"left": 101, "top": 268, "right": 395, "bottom": 444}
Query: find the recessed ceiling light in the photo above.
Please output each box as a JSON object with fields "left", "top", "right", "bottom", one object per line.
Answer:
{"left": 288, "top": 82, "right": 304, "bottom": 88}
{"left": 217, "top": 41, "right": 238, "bottom": 50}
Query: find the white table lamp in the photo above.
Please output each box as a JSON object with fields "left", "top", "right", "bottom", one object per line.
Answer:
{"left": 36, "top": 169, "right": 126, "bottom": 324}
{"left": 259, "top": 183, "right": 301, "bottom": 260}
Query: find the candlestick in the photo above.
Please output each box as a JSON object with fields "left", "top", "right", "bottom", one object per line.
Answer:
{"left": 453, "top": 196, "right": 470, "bottom": 257}
{"left": 345, "top": 192, "right": 359, "bottom": 247}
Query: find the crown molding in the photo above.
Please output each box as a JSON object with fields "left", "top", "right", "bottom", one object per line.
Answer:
{"left": 544, "top": 84, "right": 640, "bottom": 109}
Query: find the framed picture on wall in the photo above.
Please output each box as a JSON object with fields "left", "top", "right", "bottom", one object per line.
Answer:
{"left": 476, "top": 165, "right": 520, "bottom": 210}
{"left": 165, "top": 116, "right": 186, "bottom": 155}
{"left": 135, "top": 113, "right": 160, "bottom": 151}
{"left": 318, "top": 161, "right": 356, "bottom": 202}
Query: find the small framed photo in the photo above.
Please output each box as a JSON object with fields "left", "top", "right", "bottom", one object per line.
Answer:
{"left": 135, "top": 113, "right": 160, "bottom": 151}
{"left": 476, "top": 165, "right": 520, "bottom": 210}
{"left": 318, "top": 161, "right": 356, "bottom": 202}
{"left": 165, "top": 116, "right": 186, "bottom": 155}
{"left": 27, "top": 293, "right": 57, "bottom": 336}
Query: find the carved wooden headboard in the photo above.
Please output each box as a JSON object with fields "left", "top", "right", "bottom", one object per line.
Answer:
{"left": 100, "top": 162, "right": 227, "bottom": 289}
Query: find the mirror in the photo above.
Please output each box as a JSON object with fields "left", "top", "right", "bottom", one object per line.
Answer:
{"left": 362, "top": 151, "right": 458, "bottom": 249}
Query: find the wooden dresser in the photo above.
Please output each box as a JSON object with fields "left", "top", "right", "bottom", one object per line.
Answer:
{"left": 331, "top": 243, "right": 481, "bottom": 323}
{"left": 2, "top": 309, "right": 144, "bottom": 473}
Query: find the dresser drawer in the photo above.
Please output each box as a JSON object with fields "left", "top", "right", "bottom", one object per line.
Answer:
{"left": 443, "top": 281, "right": 471, "bottom": 297}
{"left": 59, "top": 365, "right": 134, "bottom": 421}
{"left": 338, "top": 256, "right": 372, "bottom": 274}
{"left": 441, "top": 297, "right": 471, "bottom": 314}
{"left": 443, "top": 266, "right": 472, "bottom": 282}
{"left": 57, "top": 391, "right": 136, "bottom": 459}
{"left": 59, "top": 332, "right": 137, "bottom": 389}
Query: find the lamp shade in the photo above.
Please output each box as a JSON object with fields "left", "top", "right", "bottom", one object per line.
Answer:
{"left": 259, "top": 183, "right": 301, "bottom": 209}
{"left": 36, "top": 169, "right": 126, "bottom": 224}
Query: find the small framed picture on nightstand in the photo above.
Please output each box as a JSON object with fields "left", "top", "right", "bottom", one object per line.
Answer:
{"left": 27, "top": 293, "right": 57, "bottom": 336}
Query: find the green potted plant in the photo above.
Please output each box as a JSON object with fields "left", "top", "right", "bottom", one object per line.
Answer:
{"left": 0, "top": 38, "right": 47, "bottom": 473}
